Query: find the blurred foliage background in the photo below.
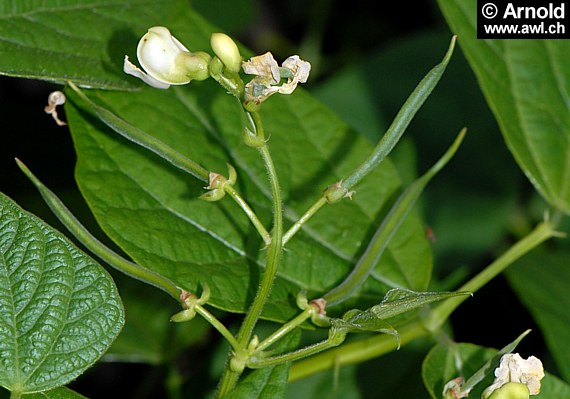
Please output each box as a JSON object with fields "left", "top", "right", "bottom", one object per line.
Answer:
{"left": 0, "top": 0, "right": 561, "bottom": 397}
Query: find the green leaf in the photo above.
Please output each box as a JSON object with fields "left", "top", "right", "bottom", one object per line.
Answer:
{"left": 227, "top": 331, "right": 301, "bottom": 399}
{"left": 0, "top": 0, "right": 206, "bottom": 89}
{"left": 506, "top": 248, "right": 570, "bottom": 381}
{"left": 22, "top": 387, "right": 88, "bottom": 399}
{"left": 0, "top": 193, "right": 124, "bottom": 394}
{"left": 438, "top": 0, "right": 570, "bottom": 213}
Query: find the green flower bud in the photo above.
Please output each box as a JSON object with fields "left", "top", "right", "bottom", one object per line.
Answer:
{"left": 488, "top": 382, "right": 530, "bottom": 399}
{"left": 210, "top": 33, "right": 242, "bottom": 74}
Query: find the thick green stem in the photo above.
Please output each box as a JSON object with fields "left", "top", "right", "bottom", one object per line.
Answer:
{"left": 236, "top": 144, "right": 283, "bottom": 343}
{"left": 217, "top": 139, "right": 284, "bottom": 397}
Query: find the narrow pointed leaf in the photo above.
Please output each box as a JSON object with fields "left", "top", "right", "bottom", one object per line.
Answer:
{"left": 0, "top": 193, "right": 124, "bottom": 394}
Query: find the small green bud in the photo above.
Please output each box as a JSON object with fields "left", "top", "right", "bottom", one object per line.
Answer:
{"left": 211, "top": 32, "right": 242, "bottom": 74}
{"left": 488, "top": 382, "right": 530, "bottom": 399}
{"left": 170, "top": 308, "right": 197, "bottom": 323}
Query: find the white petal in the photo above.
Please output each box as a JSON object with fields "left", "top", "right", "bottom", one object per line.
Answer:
{"left": 123, "top": 55, "right": 170, "bottom": 89}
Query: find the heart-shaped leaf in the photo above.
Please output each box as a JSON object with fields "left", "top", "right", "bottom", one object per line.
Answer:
{"left": 0, "top": 193, "right": 124, "bottom": 394}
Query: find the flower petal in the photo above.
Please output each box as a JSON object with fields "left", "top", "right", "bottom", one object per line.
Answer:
{"left": 123, "top": 55, "right": 170, "bottom": 89}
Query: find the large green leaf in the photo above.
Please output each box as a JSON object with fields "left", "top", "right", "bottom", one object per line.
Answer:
{"left": 437, "top": 0, "right": 570, "bottom": 213}
{"left": 0, "top": 193, "right": 124, "bottom": 394}
{"left": 506, "top": 249, "right": 570, "bottom": 382}
{"left": 0, "top": 0, "right": 198, "bottom": 89}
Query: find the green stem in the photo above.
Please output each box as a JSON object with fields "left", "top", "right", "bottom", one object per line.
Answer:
{"left": 249, "top": 330, "right": 347, "bottom": 369}
{"left": 217, "top": 135, "right": 284, "bottom": 397}
{"left": 289, "top": 320, "right": 425, "bottom": 381}
{"left": 224, "top": 184, "right": 271, "bottom": 245}
{"left": 255, "top": 307, "right": 313, "bottom": 352}
{"left": 426, "top": 220, "right": 557, "bottom": 331}
{"left": 9, "top": 390, "right": 21, "bottom": 399}
{"left": 195, "top": 304, "right": 240, "bottom": 351}
{"left": 16, "top": 159, "right": 181, "bottom": 300}
{"left": 282, "top": 197, "right": 327, "bottom": 245}
{"left": 237, "top": 144, "right": 284, "bottom": 342}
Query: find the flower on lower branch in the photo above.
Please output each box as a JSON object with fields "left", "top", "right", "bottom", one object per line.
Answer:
{"left": 242, "top": 52, "right": 311, "bottom": 105}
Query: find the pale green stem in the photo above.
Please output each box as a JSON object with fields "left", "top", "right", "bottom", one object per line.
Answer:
{"left": 282, "top": 197, "right": 327, "bottom": 245}
{"left": 255, "top": 307, "right": 313, "bottom": 352}
{"left": 224, "top": 184, "right": 271, "bottom": 245}
{"left": 426, "top": 220, "right": 558, "bottom": 331}
{"left": 249, "top": 330, "right": 347, "bottom": 369}
{"left": 289, "top": 320, "right": 425, "bottom": 381}
{"left": 16, "top": 159, "right": 181, "bottom": 300}
{"left": 9, "top": 390, "right": 21, "bottom": 399}
{"left": 195, "top": 304, "right": 240, "bottom": 351}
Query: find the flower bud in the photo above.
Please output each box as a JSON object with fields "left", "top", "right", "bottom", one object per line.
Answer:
{"left": 124, "top": 26, "right": 210, "bottom": 88}
{"left": 210, "top": 33, "right": 242, "bottom": 74}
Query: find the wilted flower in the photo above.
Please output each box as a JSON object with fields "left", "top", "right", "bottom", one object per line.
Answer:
{"left": 482, "top": 354, "right": 545, "bottom": 399}
{"left": 124, "top": 26, "right": 210, "bottom": 89}
{"left": 242, "top": 52, "right": 311, "bottom": 104}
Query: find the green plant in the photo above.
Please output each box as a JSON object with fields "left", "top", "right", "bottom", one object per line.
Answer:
{"left": 1, "top": 1, "right": 569, "bottom": 398}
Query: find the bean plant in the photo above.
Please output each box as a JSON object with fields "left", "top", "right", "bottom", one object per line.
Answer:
{"left": 1, "top": 1, "right": 569, "bottom": 398}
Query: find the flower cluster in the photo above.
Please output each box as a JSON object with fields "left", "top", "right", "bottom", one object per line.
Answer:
{"left": 123, "top": 26, "right": 310, "bottom": 104}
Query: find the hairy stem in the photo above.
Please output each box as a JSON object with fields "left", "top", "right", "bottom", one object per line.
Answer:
{"left": 217, "top": 133, "right": 284, "bottom": 397}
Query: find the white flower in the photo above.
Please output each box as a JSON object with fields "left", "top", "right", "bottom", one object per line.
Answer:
{"left": 242, "top": 52, "right": 311, "bottom": 104}
{"left": 483, "top": 354, "right": 545, "bottom": 398}
{"left": 124, "top": 26, "right": 210, "bottom": 89}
